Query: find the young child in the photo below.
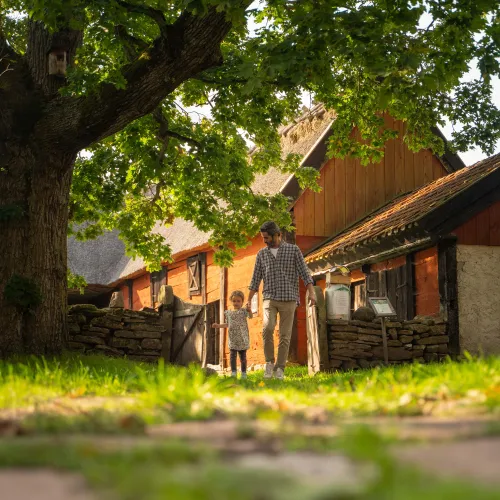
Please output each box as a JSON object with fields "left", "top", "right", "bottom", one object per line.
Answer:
{"left": 212, "top": 290, "right": 252, "bottom": 379}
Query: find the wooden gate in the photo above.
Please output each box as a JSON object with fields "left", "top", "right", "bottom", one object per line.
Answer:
{"left": 168, "top": 297, "right": 220, "bottom": 366}
{"left": 170, "top": 297, "right": 205, "bottom": 366}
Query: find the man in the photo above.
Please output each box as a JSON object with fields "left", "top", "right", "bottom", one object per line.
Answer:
{"left": 247, "top": 221, "right": 316, "bottom": 380}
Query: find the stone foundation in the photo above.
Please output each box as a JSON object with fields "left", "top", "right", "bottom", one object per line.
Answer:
{"left": 328, "top": 316, "right": 449, "bottom": 370}
{"left": 67, "top": 304, "right": 165, "bottom": 362}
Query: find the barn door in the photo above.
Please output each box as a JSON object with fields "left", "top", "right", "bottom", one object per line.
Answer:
{"left": 171, "top": 297, "right": 205, "bottom": 366}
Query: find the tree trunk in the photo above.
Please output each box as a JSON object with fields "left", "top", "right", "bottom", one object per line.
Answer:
{"left": 0, "top": 7, "right": 237, "bottom": 356}
{"left": 0, "top": 143, "right": 74, "bottom": 356}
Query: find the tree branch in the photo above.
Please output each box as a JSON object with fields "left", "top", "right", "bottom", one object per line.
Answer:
{"left": 152, "top": 107, "right": 200, "bottom": 147}
{"left": 116, "top": 0, "right": 168, "bottom": 36}
{"left": 195, "top": 74, "right": 295, "bottom": 88}
{"left": 0, "top": 31, "right": 22, "bottom": 68}
{"left": 36, "top": 4, "right": 249, "bottom": 152}
{"left": 114, "top": 25, "right": 149, "bottom": 62}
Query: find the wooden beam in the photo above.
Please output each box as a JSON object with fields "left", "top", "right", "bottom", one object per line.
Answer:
{"left": 421, "top": 168, "right": 500, "bottom": 235}
{"left": 159, "top": 285, "right": 174, "bottom": 363}
{"left": 406, "top": 253, "right": 415, "bottom": 320}
{"left": 438, "top": 237, "right": 460, "bottom": 356}
{"left": 201, "top": 252, "right": 207, "bottom": 305}
{"left": 126, "top": 279, "right": 133, "bottom": 310}
{"left": 219, "top": 267, "right": 226, "bottom": 369}
{"left": 173, "top": 308, "right": 201, "bottom": 318}
{"left": 308, "top": 236, "right": 434, "bottom": 275}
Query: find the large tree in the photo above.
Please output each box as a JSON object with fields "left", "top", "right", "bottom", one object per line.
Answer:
{"left": 1, "top": 0, "right": 499, "bottom": 355}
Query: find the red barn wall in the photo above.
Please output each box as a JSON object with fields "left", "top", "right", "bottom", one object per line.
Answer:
{"left": 294, "top": 115, "right": 448, "bottom": 238}
{"left": 452, "top": 200, "right": 500, "bottom": 246}
{"left": 131, "top": 273, "right": 151, "bottom": 310}
{"left": 414, "top": 247, "right": 440, "bottom": 316}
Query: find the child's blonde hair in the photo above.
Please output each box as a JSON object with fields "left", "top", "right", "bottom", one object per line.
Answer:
{"left": 229, "top": 290, "right": 245, "bottom": 301}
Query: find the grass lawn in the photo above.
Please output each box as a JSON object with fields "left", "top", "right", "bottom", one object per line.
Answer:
{"left": 0, "top": 354, "right": 499, "bottom": 499}
{"left": 1, "top": 353, "right": 499, "bottom": 424}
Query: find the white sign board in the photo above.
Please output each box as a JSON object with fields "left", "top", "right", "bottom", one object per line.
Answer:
{"left": 368, "top": 297, "right": 397, "bottom": 317}
{"left": 326, "top": 284, "right": 351, "bottom": 321}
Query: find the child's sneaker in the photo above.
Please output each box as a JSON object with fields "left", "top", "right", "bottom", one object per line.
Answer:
{"left": 240, "top": 372, "right": 247, "bottom": 380}
{"left": 231, "top": 371, "right": 237, "bottom": 377}
{"left": 264, "top": 362, "right": 274, "bottom": 379}
{"left": 275, "top": 368, "right": 284, "bottom": 380}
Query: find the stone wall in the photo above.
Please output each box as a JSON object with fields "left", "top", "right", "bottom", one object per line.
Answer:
{"left": 328, "top": 316, "right": 449, "bottom": 370}
{"left": 67, "top": 304, "right": 165, "bottom": 362}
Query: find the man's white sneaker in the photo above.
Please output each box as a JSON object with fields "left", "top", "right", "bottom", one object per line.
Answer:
{"left": 264, "top": 362, "right": 274, "bottom": 379}
{"left": 275, "top": 368, "right": 284, "bottom": 380}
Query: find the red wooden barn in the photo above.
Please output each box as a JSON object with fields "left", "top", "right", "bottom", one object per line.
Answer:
{"left": 69, "top": 104, "right": 477, "bottom": 367}
{"left": 307, "top": 152, "right": 500, "bottom": 357}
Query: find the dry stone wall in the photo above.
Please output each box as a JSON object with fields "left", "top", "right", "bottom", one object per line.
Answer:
{"left": 328, "top": 316, "right": 449, "bottom": 370}
{"left": 67, "top": 304, "right": 165, "bottom": 362}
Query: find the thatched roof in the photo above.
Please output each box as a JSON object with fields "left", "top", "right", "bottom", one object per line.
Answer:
{"left": 69, "top": 104, "right": 334, "bottom": 286}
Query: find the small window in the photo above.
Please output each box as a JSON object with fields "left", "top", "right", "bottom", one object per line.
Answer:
{"left": 187, "top": 254, "right": 203, "bottom": 296}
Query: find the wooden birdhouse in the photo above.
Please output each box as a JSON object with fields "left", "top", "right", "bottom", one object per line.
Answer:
{"left": 48, "top": 48, "right": 68, "bottom": 77}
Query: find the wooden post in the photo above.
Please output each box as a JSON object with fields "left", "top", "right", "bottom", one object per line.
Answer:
{"left": 126, "top": 279, "right": 133, "bottom": 310}
{"left": 381, "top": 317, "right": 389, "bottom": 365}
{"left": 219, "top": 267, "right": 226, "bottom": 369}
{"left": 158, "top": 285, "right": 174, "bottom": 363}
{"left": 306, "top": 286, "right": 329, "bottom": 374}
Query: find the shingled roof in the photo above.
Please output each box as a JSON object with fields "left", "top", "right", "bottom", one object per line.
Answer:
{"left": 69, "top": 105, "right": 335, "bottom": 286}
{"left": 306, "top": 152, "right": 500, "bottom": 271}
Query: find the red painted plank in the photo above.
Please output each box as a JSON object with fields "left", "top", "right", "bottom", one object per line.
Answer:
{"left": 314, "top": 167, "right": 326, "bottom": 236}
{"left": 476, "top": 207, "right": 490, "bottom": 246}
{"left": 334, "top": 156, "right": 346, "bottom": 234}
{"left": 394, "top": 120, "right": 406, "bottom": 196}
{"left": 489, "top": 201, "right": 500, "bottom": 246}
{"left": 384, "top": 114, "right": 396, "bottom": 201}
{"left": 324, "top": 158, "right": 336, "bottom": 236}
{"left": 345, "top": 155, "right": 357, "bottom": 227}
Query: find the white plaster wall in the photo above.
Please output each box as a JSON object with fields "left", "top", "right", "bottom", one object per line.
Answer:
{"left": 457, "top": 245, "right": 500, "bottom": 355}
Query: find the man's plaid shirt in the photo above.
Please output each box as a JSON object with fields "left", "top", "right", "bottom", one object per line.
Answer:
{"left": 249, "top": 241, "right": 314, "bottom": 303}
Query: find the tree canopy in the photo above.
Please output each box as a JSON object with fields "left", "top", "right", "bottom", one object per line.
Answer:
{"left": 2, "top": 0, "right": 500, "bottom": 272}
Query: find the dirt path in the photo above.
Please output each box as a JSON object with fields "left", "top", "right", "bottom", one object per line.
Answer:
{"left": 0, "top": 469, "right": 96, "bottom": 500}
{"left": 1, "top": 416, "right": 499, "bottom": 499}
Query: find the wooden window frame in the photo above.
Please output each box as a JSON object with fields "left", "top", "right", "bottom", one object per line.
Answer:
{"left": 187, "top": 253, "right": 206, "bottom": 298}
{"left": 360, "top": 255, "right": 415, "bottom": 320}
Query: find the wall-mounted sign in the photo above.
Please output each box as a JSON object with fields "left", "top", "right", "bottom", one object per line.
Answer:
{"left": 368, "top": 297, "right": 397, "bottom": 317}
{"left": 326, "top": 284, "right": 351, "bottom": 321}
